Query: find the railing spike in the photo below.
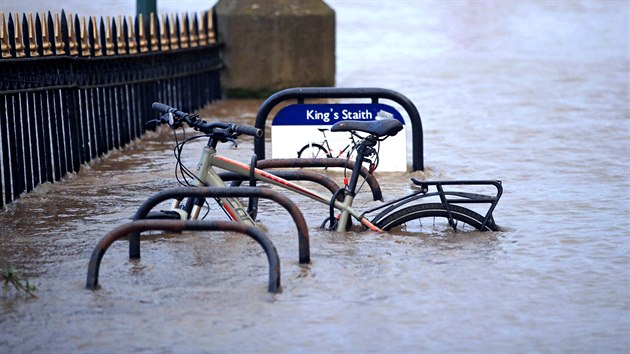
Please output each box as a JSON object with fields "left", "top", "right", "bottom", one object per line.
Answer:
{"left": 26, "top": 13, "right": 39, "bottom": 57}
{"left": 58, "top": 12, "right": 65, "bottom": 55}
{"left": 13, "top": 13, "right": 26, "bottom": 57}
{"left": 136, "top": 13, "right": 148, "bottom": 52}
{"left": 198, "top": 12, "right": 207, "bottom": 46}
{"left": 127, "top": 16, "right": 137, "bottom": 54}
{"left": 149, "top": 12, "right": 158, "bottom": 52}
{"left": 21, "top": 14, "right": 30, "bottom": 56}
{"left": 7, "top": 14, "right": 15, "bottom": 57}
{"left": 189, "top": 13, "right": 199, "bottom": 47}
{"left": 99, "top": 17, "right": 106, "bottom": 55}
{"left": 46, "top": 12, "right": 56, "bottom": 55}
{"left": 38, "top": 12, "right": 53, "bottom": 55}
{"left": 57, "top": 12, "right": 68, "bottom": 55}
{"left": 117, "top": 15, "right": 127, "bottom": 54}
{"left": 179, "top": 13, "right": 189, "bottom": 48}
{"left": 68, "top": 13, "right": 78, "bottom": 55}
{"left": 160, "top": 13, "right": 170, "bottom": 51}
{"left": 104, "top": 16, "right": 115, "bottom": 55}
{"left": 170, "top": 13, "right": 179, "bottom": 50}
{"left": 35, "top": 13, "right": 43, "bottom": 56}
{"left": 89, "top": 16, "right": 101, "bottom": 56}
{"left": 79, "top": 16, "right": 89, "bottom": 56}
{"left": 1, "top": 13, "right": 11, "bottom": 58}
{"left": 97, "top": 17, "right": 105, "bottom": 56}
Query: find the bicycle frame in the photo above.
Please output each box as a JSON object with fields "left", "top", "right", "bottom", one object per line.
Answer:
{"left": 179, "top": 143, "right": 382, "bottom": 232}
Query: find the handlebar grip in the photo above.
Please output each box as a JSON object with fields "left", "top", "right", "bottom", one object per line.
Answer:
{"left": 151, "top": 102, "right": 174, "bottom": 114}
{"left": 152, "top": 102, "right": 191, "bottom": 120}
{"left": 233, "top": 124, "right": 263, "bottom": 137}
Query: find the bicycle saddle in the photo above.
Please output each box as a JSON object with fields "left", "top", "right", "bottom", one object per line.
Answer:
{"left": 331, "top": 118, "right": 403, "bottom": 138}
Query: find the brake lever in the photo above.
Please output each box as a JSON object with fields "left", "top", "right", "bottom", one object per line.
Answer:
{"left": 225, "top": 136, "right": 239, "bottom": 149}
{"left": 145, "top": 112, "right": 176, "bottom": 129}
{"left": 162, "top": 112, "right": 175, "bottom": 126}
{"left": 144, "top": 119, "right": 161, "bottom": 129}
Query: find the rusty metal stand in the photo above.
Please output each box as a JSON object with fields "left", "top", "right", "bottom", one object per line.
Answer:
{"left": 86, "top": 219, "right": 281, "bottom": 293}
{"left": 129, "top": 187, "right": 310, "bottom": 264}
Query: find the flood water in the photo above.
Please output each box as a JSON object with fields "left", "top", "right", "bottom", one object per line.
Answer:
{"left": 1, "top": 1, "right": 629, "bottom": 353}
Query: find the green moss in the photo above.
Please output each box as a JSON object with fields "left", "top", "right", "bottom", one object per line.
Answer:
{"left": 2, "top": 264, "right": 37, "bottom": 298}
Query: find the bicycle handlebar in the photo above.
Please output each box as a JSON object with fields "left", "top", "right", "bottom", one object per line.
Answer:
{"left": 232, "top": 124, "right": 263, "bottom": 137}
{"left": 151, "top": 102, "right": 187, "bottom": 117}
{"left": 150, "top": 102, "right": 263, "bottom": 138}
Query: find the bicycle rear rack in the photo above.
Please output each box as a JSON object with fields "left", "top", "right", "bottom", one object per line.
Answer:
{"left": 86, "top": 219, "right": 281, "bottom": 293}
{"left": 368, "top": 179, "right": 503, "bottom": 231}
{"left": 129, "top": 187, "right": 311, "bottom": 264}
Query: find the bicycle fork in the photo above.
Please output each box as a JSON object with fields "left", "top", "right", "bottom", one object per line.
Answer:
{"left": 171, "top": 145, "right": 257, "bottom": 226}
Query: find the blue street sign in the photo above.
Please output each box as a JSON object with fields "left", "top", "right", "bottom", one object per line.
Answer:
{"left": 272, "top": 103, "right": 405, "bottom": 126}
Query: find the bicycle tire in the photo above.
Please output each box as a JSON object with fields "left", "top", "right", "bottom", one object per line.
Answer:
{"left": 297, "top": 143, "right": 331, "bottom": 158}
{"left": 374, "top": 203, "right": 498, "bottom": 232}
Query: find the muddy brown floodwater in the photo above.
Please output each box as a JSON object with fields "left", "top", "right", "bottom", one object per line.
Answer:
{"left": 1, "top": 1, "right": 629, "bottom": 353}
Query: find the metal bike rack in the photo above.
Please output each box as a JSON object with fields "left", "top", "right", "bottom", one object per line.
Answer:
{"left": 86, "top": 219, "right": 281, "bottom": 293}
{"left": 254, "top": 87, "right": 424, "bottom": 171}
{"left": 128, "top": 187, "right": 310, "bottom": 264}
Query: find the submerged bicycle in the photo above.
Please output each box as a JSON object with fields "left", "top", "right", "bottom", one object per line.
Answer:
{"left": 145, "top": 102, "right": 503, "bottom": 233}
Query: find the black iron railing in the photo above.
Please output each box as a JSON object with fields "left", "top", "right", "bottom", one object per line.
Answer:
{"left": 0, "top": 10, "right": 223, "bottom": 209}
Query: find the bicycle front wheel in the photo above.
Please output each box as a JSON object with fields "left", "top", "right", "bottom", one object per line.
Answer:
{"left": 374, "top": 203, "right": 498, "bottom": 232}
{"left": 297, "top": 143, "right": 331, "bottom": 158}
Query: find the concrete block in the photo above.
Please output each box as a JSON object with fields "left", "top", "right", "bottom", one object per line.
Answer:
{"left": 214, "top": 0, "right": 335, "bottom": 97}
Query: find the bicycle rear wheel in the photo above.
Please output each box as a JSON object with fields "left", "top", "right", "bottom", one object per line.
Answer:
{"left": 374, "top": 203, "right": 498, "bottom": 232}
{"left": 297, "top": 143, "right": 331, "bottom": 158}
